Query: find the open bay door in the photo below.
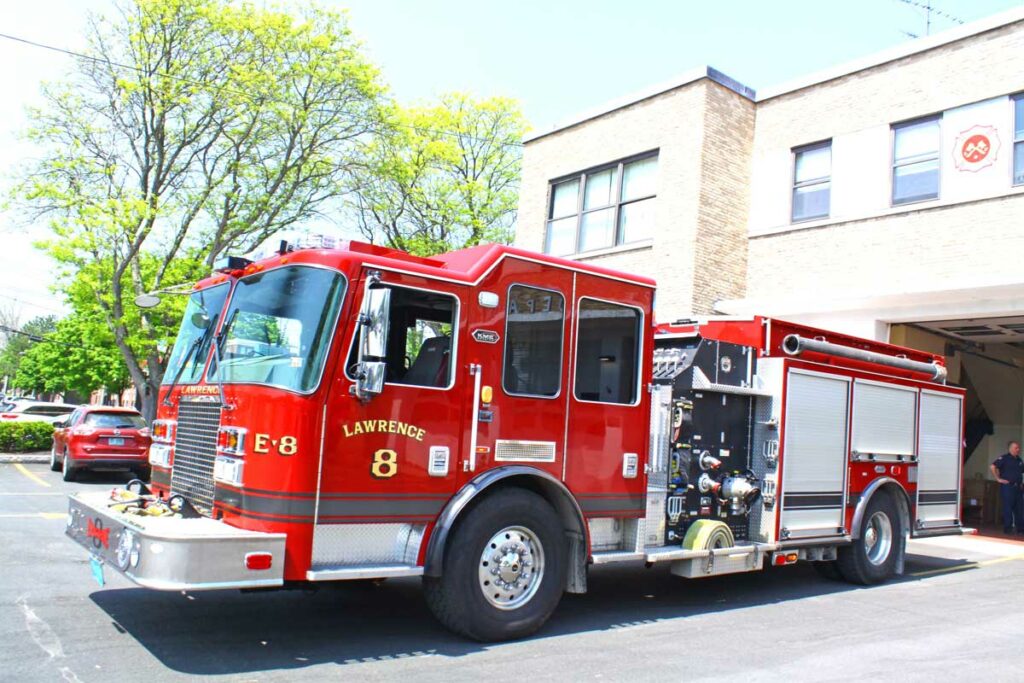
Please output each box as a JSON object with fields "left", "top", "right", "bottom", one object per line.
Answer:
{"left": 916, "top": 390, "right": 963, "bottom": 530}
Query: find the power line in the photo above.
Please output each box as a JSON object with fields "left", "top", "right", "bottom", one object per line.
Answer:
{"left": 0, "top": 293, "right": 66, "bottom": 315}
{"left": 0, "top": 31, "right": 524, "bottom": 149}
{"left": 0, "top": 324, "right": 75, "bottom": 348}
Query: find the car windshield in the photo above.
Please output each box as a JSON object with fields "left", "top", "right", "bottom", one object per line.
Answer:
{"left": 85, "top": 412, "right": 146, "bottom": 428}
{"left": 162, "top": 283, "right": 231, "bottom": 385}
{"left": 208, "top": 265, "right": 346, "bottom": 393}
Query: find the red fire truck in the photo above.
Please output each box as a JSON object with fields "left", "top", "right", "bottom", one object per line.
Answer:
{"left": 66, "top": 240, "right": 966, "bottom": 641}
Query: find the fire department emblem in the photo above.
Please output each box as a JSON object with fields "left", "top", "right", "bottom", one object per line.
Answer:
{"left": 953, "top": 124, "right": 1000, "bottom": 172}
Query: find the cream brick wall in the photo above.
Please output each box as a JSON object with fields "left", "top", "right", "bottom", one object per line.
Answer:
{"left": 747, "top": 194, "right": 1024, "bottom": 300}
{"left": 516, "top": 79, "right": 754, "bottom": 320}
{"left": 747, "top": 19, "right": 1024, "bottom": 302}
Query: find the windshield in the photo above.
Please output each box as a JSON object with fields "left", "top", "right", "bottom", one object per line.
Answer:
{"left": 162, "top": 283, "right": 231, "bottom": 385}
{"left": 85, "top": 412, "right": 146, "bottom": 428}
{"left": 208, "top": 265, "right": 346, "bottom": 393}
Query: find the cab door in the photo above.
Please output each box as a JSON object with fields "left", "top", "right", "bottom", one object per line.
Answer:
{"left": 313, "top": 270, "right": 468, "bottom": 569}
{"left": 564, "top": 274, "right": 652, "bottom": 520}
{"left": 462, "top": 262, "right": 574, "bottom": 484}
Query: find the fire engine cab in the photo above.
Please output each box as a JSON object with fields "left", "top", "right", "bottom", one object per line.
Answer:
{"left": 66, "top": 240, "right": 966, "bottom": 641}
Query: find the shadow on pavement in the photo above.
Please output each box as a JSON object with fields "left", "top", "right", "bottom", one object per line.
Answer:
{"left": 88, "top": 554, "right": 977, "bottom": 675}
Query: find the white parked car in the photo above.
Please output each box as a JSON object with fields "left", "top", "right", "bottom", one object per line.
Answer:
{"left": 0, "top": 400, "right": 78, "bottom": 424}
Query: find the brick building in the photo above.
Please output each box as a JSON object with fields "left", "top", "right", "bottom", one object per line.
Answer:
{"left": 515, "top": 8, "right": 1024, "bottom": 503}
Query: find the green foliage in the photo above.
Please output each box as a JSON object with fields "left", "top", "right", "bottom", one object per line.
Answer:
{"left": 351, "top": 93, "right": 528, "bottom": 256}
{"left": 0, "top": 316, "right": 57, "bottom": 383}
{"left": 0, "top": 421, "right": 56, "bottom": 453}
{"left": 15, "top": 0, "right": 387, "bottom": 418}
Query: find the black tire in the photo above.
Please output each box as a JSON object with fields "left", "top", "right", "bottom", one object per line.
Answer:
{"left": 133, "top": 466, "right": 152, "bottom": 482}
{"left": 49, "top": 444, "right": 60, "bottom": 472}
{"left": 836, "top": 491, "right": 902, "bottom": 585}
{"left": 61, "top": 449, "right": 77, "bottom": 482}
{"left": 423, "top": 488, "right": 566, "bottom": 642}
{"left": 811, "top": 560, "right": 843, "bottom": 581}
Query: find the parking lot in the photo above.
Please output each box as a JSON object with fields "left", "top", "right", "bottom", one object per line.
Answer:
{"left": 3, "top": 461, "right": 1024, "bottom": 682}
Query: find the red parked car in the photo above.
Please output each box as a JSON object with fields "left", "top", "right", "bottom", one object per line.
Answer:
{"left": 50, "top": 406, "right": 151, "bottom": 482}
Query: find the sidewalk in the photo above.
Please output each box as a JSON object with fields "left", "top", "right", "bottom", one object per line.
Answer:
{"left": 0, "top": 451, "right": 49, "bottom": 463}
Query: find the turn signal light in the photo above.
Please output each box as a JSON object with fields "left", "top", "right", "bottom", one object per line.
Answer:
{"left": 152, "top": 420, "right": 176, "bottom": 444}
{"left": 245, "top": 552, "right": 273, "bottom": 571}
{"left": 217, "top": 426, "right": 247, "bottom": 456}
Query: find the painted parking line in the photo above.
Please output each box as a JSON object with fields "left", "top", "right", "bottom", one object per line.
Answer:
{"left": 0, "top": 513, "right": 66, "bottom": 520}
{"left": 14, "top": 464, "right": 51, "bottom": 488}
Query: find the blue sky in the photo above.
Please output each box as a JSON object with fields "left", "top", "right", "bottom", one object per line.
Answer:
{"left": 333, "top": 0, "right": 1023, "bottom": 130}
{"left": 0, "top": 0, "right": 1021, "bottom": 320}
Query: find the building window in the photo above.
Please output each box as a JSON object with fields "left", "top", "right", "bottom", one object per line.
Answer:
{"left": 1014, "top": 94, "right": 1024, "bottom": 186}
{"left": 573, "top": 298, "right": 641, "bottom": 405}
{"left": 792, "top": 141, "right": 831, "bottom": 222}
{"left": 544, "top": 153, "right": 657, "bottom": 256}
{"left": 892, "top": 117, "right": 940, "bottom": 205}
{"left": 503, "top": 285, "right": 565, "bottom": 398}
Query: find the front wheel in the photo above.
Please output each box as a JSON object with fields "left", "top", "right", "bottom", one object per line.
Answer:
{"left": 836, "top": 491, "right": 903, "bottom": 584}
{"left": 423, "top": 488, "right": 566, "bottom": 642}
{"left": 49, "top": 444, "right": 60, "bottom": 472}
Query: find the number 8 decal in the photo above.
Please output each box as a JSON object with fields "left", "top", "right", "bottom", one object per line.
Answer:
{"left": 371, "top": 449, "right": 398, "bottom": 478}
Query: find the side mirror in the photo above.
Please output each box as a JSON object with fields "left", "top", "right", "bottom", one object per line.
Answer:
{"left": 191, "top": 311, "right": 212, "bottom": 329}
{"left": 354, "top": 280, "right": 391, "bottom": 401}
{"left": 54, "top": 420, "right": 67, "bottom": 429}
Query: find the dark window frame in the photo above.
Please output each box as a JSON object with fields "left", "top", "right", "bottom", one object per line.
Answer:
{"left": 544, "top": 151, "right": 658, "bottom": 256}
{"left": 1013, "top": 93, "right": 1024, "bottom": 187}
{"left": 791, "top": 140, "right": 832, "bottom": 223}
{"left": 571, "top": 296, "right": 643, "bottom": 406}
{"left": 501, "top": 283, "right": 566, "bottom": 400}
{"left": 343, "top": 282, "right": 461, "bottom": 391}
{"left": 892, "top": 115, "right": 941, "bottom": 206}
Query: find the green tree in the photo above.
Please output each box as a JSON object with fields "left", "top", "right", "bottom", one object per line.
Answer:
{"left": 18, "top": 0, "right": 386, "bottom": 420}
{"left": 0, "top": 315, "right": 57, "bottom": 391}
{"left": 351, "top": 93, "right": 528, "bottom": 256}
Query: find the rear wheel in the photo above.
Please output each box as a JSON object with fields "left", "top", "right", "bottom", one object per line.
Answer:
{"left": 61, "top": 449, "right": 77, "bottom": 482}
{"left": 423, "top": 489, "right": 566, "bottom": 642}
{"left": 836, "top": 491, "right": 902, "bottom": 584}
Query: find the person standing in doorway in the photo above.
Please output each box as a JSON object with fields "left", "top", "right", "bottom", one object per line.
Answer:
{"left": 990, "top": 441, "right": 1024, "bottom": 534}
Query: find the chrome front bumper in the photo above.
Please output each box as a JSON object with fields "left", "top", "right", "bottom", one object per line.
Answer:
{"left": 66, "top": 491, "right": 286, "bottom": 590}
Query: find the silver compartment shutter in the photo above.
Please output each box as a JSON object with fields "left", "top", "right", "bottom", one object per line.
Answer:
{"left": 916, "top": 391, "right": 962, "bottom": 527}
{"left": 780, "top": 371, "right": 849, "bottom": 538}
{"left": 852, "top": 381, "right": 917, "bottom": 457}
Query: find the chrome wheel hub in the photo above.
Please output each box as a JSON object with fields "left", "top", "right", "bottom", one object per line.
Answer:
{"left": 864, "top": 511, "right": 893, "bottom": 566}
{"left": 478, "top": 525, "right": 544, "bottom": 610}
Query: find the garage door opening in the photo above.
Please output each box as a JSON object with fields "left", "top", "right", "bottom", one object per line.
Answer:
{"left": 891, "top": 317, "right": 1024, "bottom": 539}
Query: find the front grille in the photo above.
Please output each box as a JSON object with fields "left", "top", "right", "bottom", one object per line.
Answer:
{"left": 170, "top": 398, "right": 222, "bottom": 514}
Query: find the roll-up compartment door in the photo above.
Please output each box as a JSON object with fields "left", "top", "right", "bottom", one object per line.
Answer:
{"left": 917, "top": 390, "right": 963, "bottom": 529}
{"left": 780, "top": 370, "right": 850, "bottom": 539}
{"left": 852, "top": 380, "right": 917, "bottom": 460}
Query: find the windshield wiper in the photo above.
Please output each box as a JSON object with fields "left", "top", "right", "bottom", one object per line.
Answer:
{"left": 162, "top": 335, "right": 206, "bottom": 407}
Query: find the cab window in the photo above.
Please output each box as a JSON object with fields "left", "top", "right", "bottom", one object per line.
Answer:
{"left": 348, "top": 285, "right": 458, "bottom": 389}
{"left": 503, "top": 285, "right": 565, "bottom": 397}
{"left": 573, "top": 298, "right": 641, "bottom": 404}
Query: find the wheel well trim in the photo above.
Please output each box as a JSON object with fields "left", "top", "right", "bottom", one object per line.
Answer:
{"left": 423, "top": 465, "right": 587, "bottom": 577}
{"left": 851, "top": 477, "right": 911, "bottom": 540}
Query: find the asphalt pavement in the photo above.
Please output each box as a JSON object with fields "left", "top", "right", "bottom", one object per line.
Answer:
{"left": 3, "top": 462, "right": 1024, "bottom": 682}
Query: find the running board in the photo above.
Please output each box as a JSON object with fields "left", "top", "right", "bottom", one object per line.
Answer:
{"left": 306, "top": 564, "right": 423, "bottom": 581}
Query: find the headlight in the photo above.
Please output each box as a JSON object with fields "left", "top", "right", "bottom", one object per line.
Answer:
{"left": 213, "top": 456, "right": 244, "bottom": 487}
{"left": 149, "top": 444, "right": 172, "bottom": 468}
